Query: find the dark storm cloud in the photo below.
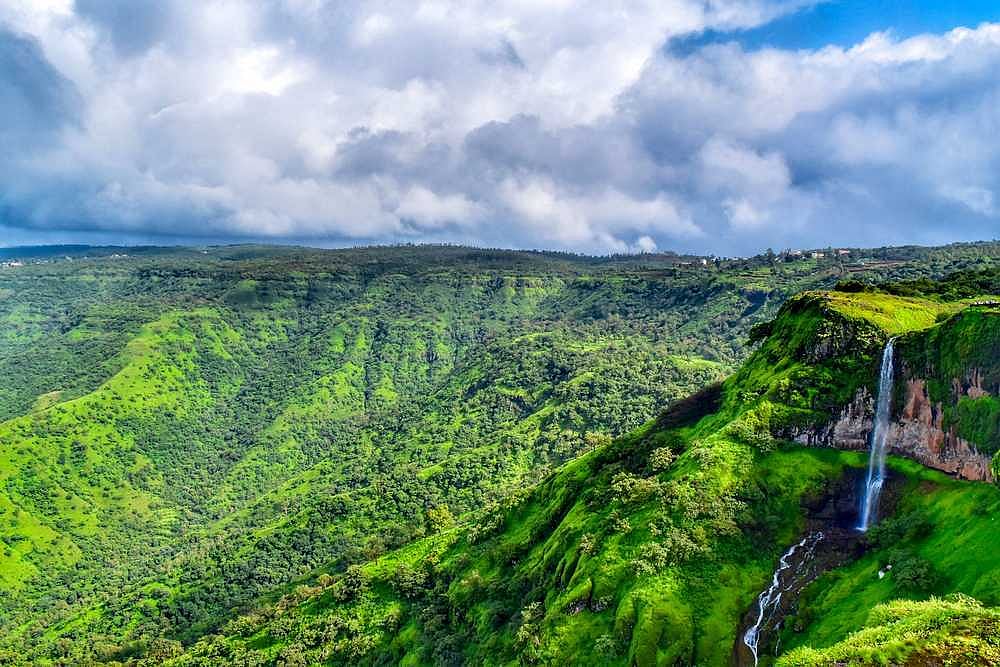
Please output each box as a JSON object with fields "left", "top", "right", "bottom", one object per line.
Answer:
{"left": 0, "top": 26, "right": 82, "bottom": 232}
{"left": 0, "top": 27, "right": 78, "bottom": 149}
{"left": 1, "top": 2, "right": 998, "bottom": 253}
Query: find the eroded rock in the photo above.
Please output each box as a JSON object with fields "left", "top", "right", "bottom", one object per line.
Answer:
{"left": 792, "top": 375, "right": 994, "bottom": 483}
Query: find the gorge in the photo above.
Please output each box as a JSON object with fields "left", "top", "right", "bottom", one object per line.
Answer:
{"left": 1, "top": 247, "right": 998, "bottom": 665}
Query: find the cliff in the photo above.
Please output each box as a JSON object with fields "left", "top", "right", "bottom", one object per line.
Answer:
{"left": 791, "top": 305, "right": 1000, "bottom": 482}
{"left": 794, "top": 379, "right": 994, "bottom": 482}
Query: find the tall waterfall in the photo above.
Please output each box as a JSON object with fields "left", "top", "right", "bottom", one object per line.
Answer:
{"left": 857, "top": 338, "right": 896, "bottom": 532}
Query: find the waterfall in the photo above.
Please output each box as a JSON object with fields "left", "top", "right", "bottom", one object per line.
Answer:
{"left": 742, "top": 531, "right": 824, "bottom": 666}
{"left": 857, "top": 339, "right": 896, "bottom": 532}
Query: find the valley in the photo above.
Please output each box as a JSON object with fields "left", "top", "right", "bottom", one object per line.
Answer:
{"left": 0, "top": 243, "right": 998, "bottom": 665}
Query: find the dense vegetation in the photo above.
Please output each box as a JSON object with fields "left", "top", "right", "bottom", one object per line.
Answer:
{"left": 153, "top": 263, "right": 1000, "bottom": 666}
{"left": 0, "top": 242, "right": 998, "bottom": 665}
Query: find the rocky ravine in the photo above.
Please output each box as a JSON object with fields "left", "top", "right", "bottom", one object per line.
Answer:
{"left": 792, "top": 372, "right": 995, "bottom": 483}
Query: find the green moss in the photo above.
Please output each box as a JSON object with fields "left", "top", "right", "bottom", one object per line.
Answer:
{"left": 955, "top": 396, "right": 1000, "bottom": 453}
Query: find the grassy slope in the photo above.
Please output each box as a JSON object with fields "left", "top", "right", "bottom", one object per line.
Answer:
{"left": 765, "top": 293, "right": 1000, "bottom": 659}
{"left": 779, "top": 596, "right": 1000, "bottom": 666}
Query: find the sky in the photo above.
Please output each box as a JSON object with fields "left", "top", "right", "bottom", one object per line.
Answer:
{"left": 1, "top": 1, "right": 999, "bottom": 255}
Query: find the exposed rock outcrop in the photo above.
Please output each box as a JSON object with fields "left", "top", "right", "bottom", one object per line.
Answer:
{"left": 791, "top": 389, "right": 872, "bottom": 453}
{"left": 792, "top": 375, "right": 995, "bottom": 483}
{"left": 890, "top": 378, "right": 993, "bottom": 481}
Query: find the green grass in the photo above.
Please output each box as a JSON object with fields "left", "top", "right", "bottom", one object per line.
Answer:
{"left": 820, "top": 291, "right": 960, "bottom": 334}
{"left": 779, "top": 596, "right": 1000, "bottom": 666}
{"left": 781, "top": 456, "right": 1000, "bottom": 653}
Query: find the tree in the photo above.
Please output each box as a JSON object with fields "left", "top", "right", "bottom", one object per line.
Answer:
{"left": 427, "top": 505, "right": 455, "bottom": 533}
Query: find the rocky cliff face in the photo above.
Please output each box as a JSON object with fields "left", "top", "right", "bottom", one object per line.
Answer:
{"left": 791, "top": 373, "right": 995, "bottom": 483}
{"left": 891, "top": 377, "right": 994, "bottom": 481}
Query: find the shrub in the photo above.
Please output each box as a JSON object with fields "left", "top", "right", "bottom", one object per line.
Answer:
{"left": 887, "top": 551, "right": 940, "bottom": 592}
{"left": 648, "top": 447, "right": 675, "bottom": 473}
{"left": 609, "top": 472, "right": 660, "bottom": 504}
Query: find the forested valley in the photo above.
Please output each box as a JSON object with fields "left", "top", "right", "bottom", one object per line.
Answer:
{"left": 1, "top": 242, "right": 999, "bottom": 665}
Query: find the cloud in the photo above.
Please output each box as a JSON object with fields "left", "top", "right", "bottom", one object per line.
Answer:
{"left": 73, "top": 0, "right": 173, "bottom": 56}
{"left": 498, "top": 177, "right": 700, "bottom": 250}
{"left": 395, "top": 186, "right": 484, "bottom": 230}
{"left": 0, "top": 26, "right": 79, "bottom": 149}
{"left": 0, "top": 2, "right": 998, "bottom": 253}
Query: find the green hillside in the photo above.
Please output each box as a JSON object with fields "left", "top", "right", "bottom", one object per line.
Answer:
{"left": 156, "top": 273, "right": 999, "bottom": 665}
{"left": 779, "top": 596, "right": 1000, "bottom": 666}
{"left": 0, "top": 244, "right": 999, "bottom": 665}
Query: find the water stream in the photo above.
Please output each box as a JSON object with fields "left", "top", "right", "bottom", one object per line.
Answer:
{"left": 742, "top": 531, "right": 824, "bottom": 666}
{"left": 857, "top": 339, "right": 896, "bottom": 532}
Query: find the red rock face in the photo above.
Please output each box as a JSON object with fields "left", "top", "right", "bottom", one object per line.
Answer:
{"left": 792, "top": 376, "right": 994, "bottom": 483}
{"left": 889, "top": 378, "right": 993, "bottom": 481}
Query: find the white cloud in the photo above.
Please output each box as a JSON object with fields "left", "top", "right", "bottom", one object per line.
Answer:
{"left": 223, "top": 46, "right": 310, "bottom": 96}
{"left": 1, "top": 2, "right": 999, "bottom": 253}
{"left": 634, "top": 234, "right": 657, "bottom": 253}
{"left": 395, "top": 186, "right": 483, "bottom": 228}
{"left": 499, "top": 177, "right": 700, "bottom": 251}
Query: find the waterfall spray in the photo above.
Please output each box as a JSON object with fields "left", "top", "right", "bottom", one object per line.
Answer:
{"left": 857, "top": 339, "right": 896, "bottom": 532}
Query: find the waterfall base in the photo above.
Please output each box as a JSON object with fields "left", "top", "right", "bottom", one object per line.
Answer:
{"left": 733, "top": 466, "right": 902, "bottom": 666}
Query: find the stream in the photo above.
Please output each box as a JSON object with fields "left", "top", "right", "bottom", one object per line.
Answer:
{"left": 741, "top": 531, "right": 824, "bottom": 666}
{"left": 733, "top": 467, "right": 875, "bottom": 666}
